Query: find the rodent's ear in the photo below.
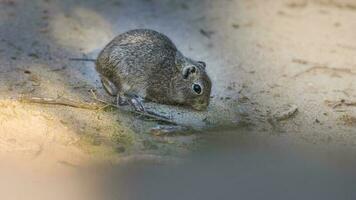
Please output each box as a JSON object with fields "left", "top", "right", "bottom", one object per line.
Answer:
{"left": 197, "top": 61, "right": 206, "bottom": 69}
{"left": 182, "top": 66, "right": 197, "bottom": 79}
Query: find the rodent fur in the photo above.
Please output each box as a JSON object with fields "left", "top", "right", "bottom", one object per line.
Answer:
{"left": 95, "top": 29, "right": 212, "bottom": 110}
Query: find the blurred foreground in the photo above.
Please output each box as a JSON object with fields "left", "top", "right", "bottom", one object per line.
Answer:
{"left": 1, "top": 130, "right": 356, "bottom": 200}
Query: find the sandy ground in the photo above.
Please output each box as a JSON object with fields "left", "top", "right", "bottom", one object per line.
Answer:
{"left": 1, "top": 0, "right": 356, "bottom": 191}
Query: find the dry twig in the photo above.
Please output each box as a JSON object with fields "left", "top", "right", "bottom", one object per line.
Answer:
{"left": 293, "top": 65, "right": 356, "bottom": 78}
{"left": 325, "top": 99, "right": 356, "bottom": 109}
{"left": 19, "top": 96, "right": 101, "bottom": 110}
{"left": 19, "top": 95, "right": 177, "bottom": 125}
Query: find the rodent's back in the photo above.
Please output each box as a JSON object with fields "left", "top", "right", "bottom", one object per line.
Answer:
{"left": 96, "top": 29, "right": 179, "bottom": 97}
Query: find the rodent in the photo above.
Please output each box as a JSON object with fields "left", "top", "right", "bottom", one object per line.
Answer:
{"left": 95, "top": 29, "right": 212, "bottom": 111}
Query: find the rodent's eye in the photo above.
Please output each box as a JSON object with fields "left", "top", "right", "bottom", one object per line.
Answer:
{"left": 192, "top": 83, "right": 202, "bottom": 95}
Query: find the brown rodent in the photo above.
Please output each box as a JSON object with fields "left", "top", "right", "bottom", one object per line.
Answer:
{"left": 95, "top": 29, "right": 212, "bottom": 111}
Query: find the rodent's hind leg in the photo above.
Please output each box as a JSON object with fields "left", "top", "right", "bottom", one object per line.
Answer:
{"left": 100, "top": 76, "right": 130, "bottom": 107}
{"left": 100, "top": 75, "right": 118, "bottom": 97}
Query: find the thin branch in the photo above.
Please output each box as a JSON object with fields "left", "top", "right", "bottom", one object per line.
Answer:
{"left": 19, "top": 96, "right": 101, "bottom": 110}
{"left": 293, "top": 65, "right": 356, "bottom": 78}
{"left": 325, "top": 99, "right": 356, "bottom": 108}
{"left": 19, "top": 95, "right": 177, "bottom": 125}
